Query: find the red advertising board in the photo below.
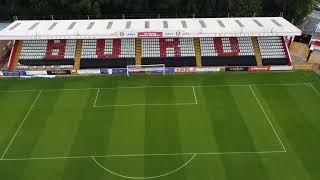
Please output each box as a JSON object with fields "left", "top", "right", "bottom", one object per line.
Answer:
{"left": 138, "top": 32, "right": 163, "bottom": 38}
{"left": 248, "top": 66, "right": 270, "bottom": 71}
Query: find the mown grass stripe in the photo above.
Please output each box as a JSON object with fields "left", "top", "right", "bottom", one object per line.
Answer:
{"left": 1, "top": 91, "right": 42, "bottom": 159}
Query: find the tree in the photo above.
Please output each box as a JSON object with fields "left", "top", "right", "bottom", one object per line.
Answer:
{"left": 0, "top": 0, "right": 315, "bottom": 24}
{"left": 230, "top": 0, "right": 262, "bottom": 16}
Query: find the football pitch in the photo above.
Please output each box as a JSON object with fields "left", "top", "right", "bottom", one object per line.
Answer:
{"left": 0, "top": 71, "right": 319, "bottom": 180}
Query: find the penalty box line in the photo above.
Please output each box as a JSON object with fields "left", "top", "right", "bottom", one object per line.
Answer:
{"left": 0, "top": 83, "right": 305, "bottom": 158}
{"left": 249, "top": 85, "right": 287, "bottom": 152}
{"left": 93, "top": 88, "right": 100, "bottom": 107}
{"left": 0, "top": 150, "right": 286, "bottom": 161}
{"left": 0, "top": 90, "right": 43, "bottom": 160}
{"left": 93, "top": 86, "right": 198, "bottom": 107}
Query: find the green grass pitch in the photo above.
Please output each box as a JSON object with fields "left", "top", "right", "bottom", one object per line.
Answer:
{"left": 0, "top": 71, "right": 319, "bottom": 180}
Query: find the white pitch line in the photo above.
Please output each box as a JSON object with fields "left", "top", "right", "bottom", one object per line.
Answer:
{"left": 249, "top": 85, "right": 287, "bottom": 152}
{"left": 0, "top": 156, "right": 90, "bottom": 161}
{"left": 250, "top": 83, "right": 308, "bottom": 86}
{"left": 91, "top": 154, "right": 197, "bottom": 180}
{"left": 94, "top": 103, "right": 197, "bottom": 108}
{"left": 192, "top": 86, "right": 198, "bottom": 104}
{"left": 308, "top": 83, "right": 320, "bottom": 96}
{"left": 0, "top": 90, "right": 43, "bottom": 159}
{"left": 0, "top": 150, "right": 286, "bottom": 161}
{"left": 0, "top": 83, "right": 311, "bottom": 93}
{"left": 0, "top": 89, "right": 39, "bottom": 93}
{"left": 93, "top": 150, "right": 286, "bottom": 158}
{"left": 44, "top": 88, "right": 98, "bottom": 92}
{"left": 0, "top": 88, "right": 98, "bottom": 93}
{"left": 93, "top": 88, "right": 100, "bottom": 107}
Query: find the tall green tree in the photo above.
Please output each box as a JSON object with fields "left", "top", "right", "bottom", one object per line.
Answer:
{"left": 0, "top": 0, "right": 315, "bottom": 24}
{"left": 231, "top": 0, "right": 262, "bottom": 16}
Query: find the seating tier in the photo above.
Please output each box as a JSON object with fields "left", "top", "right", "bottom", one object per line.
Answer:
{"left": 200, "top": 37, "right": 256, "bottom": 66}
{"left": 14, "top": 36, "right": 289, "bottom": 70}
{"left": 80, "top": 39, "right": 135, "bottom": 69}
{"left": 19, "top": 40, "right": 76, "bottom": 66}
{"left": 257, "top": 37, "right": 288, "bottom": 65}
{"left": 141, "top": 38, "right": 196, "bottom": 67}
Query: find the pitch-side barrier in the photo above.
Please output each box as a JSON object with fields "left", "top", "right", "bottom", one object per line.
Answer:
{"left": 0, "top": 65, "right": 298, "bottom": 78}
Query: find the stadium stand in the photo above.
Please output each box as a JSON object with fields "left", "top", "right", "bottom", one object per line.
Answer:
{"left": 80, "top": 39, "right": 135, "bottom": 69}
{"left": 257, "top": 36, "right": 288, "bottom": 65}
{"left": 13, "top": 36, "right": 292, "bottom": 69}
{"left": 200, "top": 37, "right": 256, "bottom": 66}
{"left": 8, "top": 36, "right": 292, "bottom": 70}
{"left": 141, "top": 38, "right": 196, "bottom": 67}
{"left": 18, "top": 39, "right": 75, "bottom": 67}
{"left": 0, "top": 17, "right": 301, "bottom": 71}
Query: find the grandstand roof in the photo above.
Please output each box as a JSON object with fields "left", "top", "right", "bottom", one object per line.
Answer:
{"left": 0, "top": 17, "right": 301, "bottom": 40}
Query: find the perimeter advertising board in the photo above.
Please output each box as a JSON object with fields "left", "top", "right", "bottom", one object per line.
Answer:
{"left": 248, "top": 66, "right": 270, "bottom": 71}
{"left": 47, "top": 70, "right": 71, "bottom": 75}
{"left": 174, "top": 67, "right": 197, "bottom": 73}
{"left": 25, "top": 71, "right": 48, "bottom": 76}
{"left": 174, "top": 67, "right": 221, "bottom": 73}
{"left": 270, "top": 66, "right": 293, "bottom": 71}
{"left": 2, "top": 71, "right": 26, "bottom": 76}
{"left": 77, "top": 69, "right": 100, "bottom": 75}
{"left": 196, "top": 67, "right": 221, "bottom": 72}
{"left": 100, "top": 69, "right": 112, "bottom": 75}
{"left": 225, "top": 67, "right": 249, "bottom": 71}
{"left": 112, "top": 69, "right": 127, "bottom": 75}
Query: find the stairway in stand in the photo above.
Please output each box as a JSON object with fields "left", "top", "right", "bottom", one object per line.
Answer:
{"left": 135, "top": 38, "right": 142, "bottom": 66}
{"left": 8, "top": 40, "right": 23, "bottom": 71}
{"left": 251, "top": 37, "right": 263, "bottom": 66}
{"left": 193, "top": 38, "right": 202, "bottom": 67}
{"left": 73, "top": 39, "right": 83, "bottom": 73}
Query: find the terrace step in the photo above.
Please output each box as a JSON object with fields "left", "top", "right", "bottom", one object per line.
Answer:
{"left": 135, "top": 38, "right": 142, "bottom": 66}
{"left": 251, "top": 37, "right": 263, "bottom": 67}
{"left": 193, "top": 37, "right": 202, "bottom": 67}
{"left": 73, "top": 39, "right": 83, "bottom": 72}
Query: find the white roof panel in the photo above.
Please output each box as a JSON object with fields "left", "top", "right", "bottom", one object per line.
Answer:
{"left": 0, "top": 17, "right": 301, "bottom": 40}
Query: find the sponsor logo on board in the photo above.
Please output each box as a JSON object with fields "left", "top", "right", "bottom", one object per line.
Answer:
{"left": 47, "top": 70, "right": 71, "bottom": 75}
{"left": 248, "top": 66, "right": 270, "bottom": 71}
{"left": 175, "top": 67, "right": 197, "bottom": 73}
{"left": 138, "top": 32, "right": 163, "bottom": 38}
{"left": 225, "top": 67, "right": 249, "bottom": 71}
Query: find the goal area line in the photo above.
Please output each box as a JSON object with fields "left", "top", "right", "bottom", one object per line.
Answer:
{"left": 93, "top": 86, "right": 198, "bottom": 107}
